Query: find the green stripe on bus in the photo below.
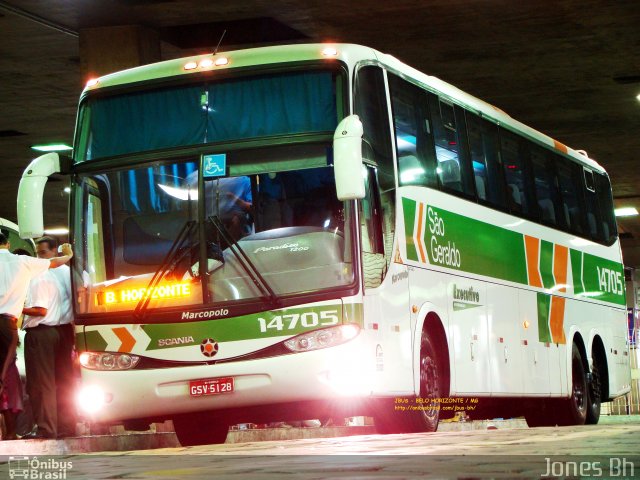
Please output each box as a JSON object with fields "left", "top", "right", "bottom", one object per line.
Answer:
{"left": 539, "top": 240, "right": 555, "bottom": 289}
{"left": 402, "top": 197, "right": 419, "bottom": 262}
{"left": 570, "top": 249, "right": 584, "bottom": 295}
{"left": 83, "top": 330, "right": 108, "bottom": 352}
{"left": 537, "top": 293, "right": 552, "bottom": 343}
{"left": 142, "top": 304, "right": 344, "bottom": 350}
{"left": 423, "top": 206, "right": 528, "bottom": 284}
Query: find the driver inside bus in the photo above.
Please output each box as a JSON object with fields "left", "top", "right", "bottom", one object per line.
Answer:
{"left": 186, "top": 173, "right": 253, "bottom": 243}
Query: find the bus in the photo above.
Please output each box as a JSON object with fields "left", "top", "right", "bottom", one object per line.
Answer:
{"left": 17, "top": 44, "right": 630, "bottom": 445}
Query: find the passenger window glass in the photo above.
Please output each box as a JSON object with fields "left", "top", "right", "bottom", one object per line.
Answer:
{"left": 583, "top": 169, "right": 601, "bottom": 240}
{"left": 500, "top": 130, "right": 530, "bottom": 215}
{"left": 429, "top": 97, "right": 466, "bottom": 194}
{"left": 530, "top": 148, "right": 560, "bottom": 226}
{"left": 388, "top": 74, "right": 437, "bottom": 188}
{"left": 354, "top": 66, "right": 395, "bottom": 191}
{"left": 595, "top": 173, "right": 616, "bottom": 244}
{"left": 556, "top": 158, "right": 586, "bottom": 235}
{"left": 466, "top": 114, "right": 504, "bottom": 207}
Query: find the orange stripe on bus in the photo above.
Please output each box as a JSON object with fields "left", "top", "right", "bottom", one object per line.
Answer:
{"left": 553, "top": 140, "right": 568, "bottom": 154}
{"left": 416, "top": 202, "right": 427, "bottom": 263}
{"left": 553, "top": 244, "right": 569, "bottom": 292}
{"left": 549, "top": 296, "right": 567, "bottom": 344}
{"left": 524, "top": 235, "right": 543, "bottom": 288}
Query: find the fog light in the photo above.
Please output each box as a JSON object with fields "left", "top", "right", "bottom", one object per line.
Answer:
{"left": 77, "top": 385, "right": 109, "bottom": 414}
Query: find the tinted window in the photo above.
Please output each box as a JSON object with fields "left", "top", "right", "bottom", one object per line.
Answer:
{"left": 595, "top": 173, "right": 617, "bottom": 244}
{"left": 466, "top": 113, "right": 504, "bottom": 207}
{"left": 429, "top": 97, "right": 473, "bottom": 196}
{"left": 388, "top": 74, "right": 438, "bottom": 188}
{"left": 530, "top": 147, "right": 561, "bottom": 227}
{"left": 354, "top": 66, "right": 395, "bottom": 191}
{"left": 556, "top": 157, "right": 586, "bottom": 235}
{"left": 500, "top": 130, "right": 531, "bottom": 216}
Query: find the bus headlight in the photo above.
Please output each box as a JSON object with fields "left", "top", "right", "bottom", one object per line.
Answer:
{"left": 284, "top": 324, "right": 360, "bottom": 352}
{"left": 79, "top": 351, "right": 140, "bottom": 370}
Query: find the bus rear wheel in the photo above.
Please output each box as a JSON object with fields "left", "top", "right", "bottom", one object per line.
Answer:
{"left": 172, "top": 413, "right": 229, "bottom": 446}
{"left": 556, "top": 344, "right": 588, "bottom": 426}
{"left": 586, "top": 353, "right": 602, "bottom": 425}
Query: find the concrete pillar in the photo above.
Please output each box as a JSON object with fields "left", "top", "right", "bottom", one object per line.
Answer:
{"left": 79, "top": 25, "right": 160, "bottom": 83}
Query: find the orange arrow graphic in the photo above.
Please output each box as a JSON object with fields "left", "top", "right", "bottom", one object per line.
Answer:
{"left": 113, "top": 327, "right": 136, "bottom": 353}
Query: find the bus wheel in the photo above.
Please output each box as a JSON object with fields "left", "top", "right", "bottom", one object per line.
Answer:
{"left": 172, "top": 413, "right": 229, "bottom": 446}
{"left": 417, "top": 332, "right": 441, "bottom": 432}
{"left": 557, "top": 344, "right": 588, "bottom": 426}
{"left": 374, "top": 332, "right": 441, "bottom": 434}
{"left": 586, "top": 353, "right": 602, "bottom": 425}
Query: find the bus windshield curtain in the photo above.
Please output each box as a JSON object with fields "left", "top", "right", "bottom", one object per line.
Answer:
{"left": 84, "top": 71, "right": 337, "bottom": 161}
{"left": 87, "top": 85, "right": 205, "bottom": 160}
{"left": 205, "top": 71, "right": 336, "bottom": 142}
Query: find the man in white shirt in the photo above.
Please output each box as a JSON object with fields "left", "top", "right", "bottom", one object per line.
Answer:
{"left": 22, "top": 236, "right": 76, "bottom": 439}
{"left": 0, "top": 231, "right": 73, "bottom": 401}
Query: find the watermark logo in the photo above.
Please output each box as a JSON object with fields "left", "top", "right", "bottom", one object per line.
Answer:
{"left": 9, "top": 457, "right": 73, "bottom": 479}
{"left": 542, "top": 457, "right": 635, "bottom": 477}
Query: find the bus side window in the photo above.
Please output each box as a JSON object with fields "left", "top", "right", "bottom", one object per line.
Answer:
{"left": 556, "top": 156, "right": 587, "bottom": 236}
{"left": 595, "top": 172, "right": 617, "bottom": 244}
{"left": 583, "top": 168, "right": 602, "bottom": 241}
{"left": 500, "top": 129, "right": 532, "bottom": 217}
{"left": 465, "top": 113, "right": 504, "bottom": 208}
{"left": 530, "top": 147, "right": 562, "bottom": 228}
{"left": 428, "top": 96, "right": 474, "bottom": 197}
{"left": 388, "top": 73, "right": 437, "bottom": 188}
{"left": 354, "top": 65, "right": 395, "bottom": 191}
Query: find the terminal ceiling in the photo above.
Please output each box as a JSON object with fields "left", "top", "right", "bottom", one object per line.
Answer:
{"left": 1, "top": 0, "right": 639, "bottom": 267}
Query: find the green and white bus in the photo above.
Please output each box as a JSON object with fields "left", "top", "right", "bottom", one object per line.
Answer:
{"left": 18, "top": 44, "right": 630, "bottom": 445}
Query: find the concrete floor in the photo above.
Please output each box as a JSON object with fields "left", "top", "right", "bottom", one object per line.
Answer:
{"left": 1, "top": 416, "right": 640, "bottom": 479}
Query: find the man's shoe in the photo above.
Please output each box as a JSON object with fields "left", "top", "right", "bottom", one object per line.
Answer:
{"left": 21, "top": 431, "right": 55, "bottom": 440}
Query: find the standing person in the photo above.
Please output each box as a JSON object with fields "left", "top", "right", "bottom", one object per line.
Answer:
{"left": 35, "top": 237, "right": 76, "bottom": 438}
{"left": 0, "top": 232, "right": 73, "bottom": 398}
{"left": 22, "top": 237, "right": 76, "bottom": 439}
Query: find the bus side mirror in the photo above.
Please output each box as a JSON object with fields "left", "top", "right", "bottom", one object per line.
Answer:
{"left": 17, "top": 152, "right": 61, "bottom": 239}
{"left": 333, "top": 115, "right": 365, "bottom": 200}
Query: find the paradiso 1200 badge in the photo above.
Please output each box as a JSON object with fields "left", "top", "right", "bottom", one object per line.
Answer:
{"left": 200, "top": 338, "right": 219, "bottom": 358}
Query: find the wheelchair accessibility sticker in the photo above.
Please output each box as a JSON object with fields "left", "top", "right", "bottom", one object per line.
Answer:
{"left": 203, "top": 154, "right": 226, "bottom": 178}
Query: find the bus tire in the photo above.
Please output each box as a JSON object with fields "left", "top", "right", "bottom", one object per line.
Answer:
{"left": 172, "top": 413, "right": 229, "bottom": 446}
{"left": 374, "top": 331, "right": 441, "bottom": 434}
{"left": 557, "top": 343, "right": 588, "bottom": 426}
{"left": 586, "top": 352, "right": 603, "bottom": 425}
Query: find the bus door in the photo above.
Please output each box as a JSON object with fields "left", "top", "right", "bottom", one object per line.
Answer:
{"left": 360, "top": 166, "right": 413, "bottom": 394}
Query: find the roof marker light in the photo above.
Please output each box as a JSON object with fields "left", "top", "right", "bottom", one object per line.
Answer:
{"left": 215, "top": 57, "right": 229, "bottom": 66}
{"left": 322, "top": 47, "right": 338, "bottom": 56}
{"left": 86, "top": 78, "right": 99, "bottom": 88}
{"left": 184, "top": 61, "right": 197, "bottom": 70}
{"left": 199, "top": 58, "right": 214, "bottom": 68}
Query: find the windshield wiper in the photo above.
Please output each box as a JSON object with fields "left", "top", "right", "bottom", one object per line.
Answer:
{"left": 134, "top": 220, "right": 197, "bottom": 322}
{"left": 208, "top": 215, "right": 280, "bottom": 308}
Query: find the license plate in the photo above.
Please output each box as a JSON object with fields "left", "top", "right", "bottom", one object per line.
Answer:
{"left": 189, "top": 377, "right": 234, "bottom": 397}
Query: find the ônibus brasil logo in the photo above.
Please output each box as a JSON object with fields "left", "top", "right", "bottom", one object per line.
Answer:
{"left": 9, "top": 456, "right": 72, "bottom": 479}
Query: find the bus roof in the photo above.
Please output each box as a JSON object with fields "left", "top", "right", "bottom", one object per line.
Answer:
{"left": 82, "top": 43, "right": 603, "bottom": 173}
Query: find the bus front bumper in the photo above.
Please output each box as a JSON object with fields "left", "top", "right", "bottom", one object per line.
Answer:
{"left": 76, "top": 336, "right": 374, "bottom": 423}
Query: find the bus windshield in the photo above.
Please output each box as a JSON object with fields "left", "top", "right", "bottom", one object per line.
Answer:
{"left": 72, "top": 144, "right": 354, "bottom": 315}
{"left": 75, "top": 68, "right": 340, "bottom": 162}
